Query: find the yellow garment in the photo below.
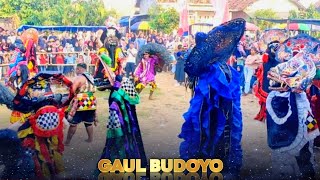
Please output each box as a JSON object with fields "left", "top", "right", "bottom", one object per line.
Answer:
{"left": 136, "top": 83, "right": 145, "bottom": 90}
{"left": 27, "top": 61, "right": 33, "bottom": 70}
{"left": 51, "top": 136, "right": 64, "bottom": 173}
{"left": 98, "top": 48, "right": 107, "bottom": 55}
{"left": 35, "top": 135, "right": 64, "bottom": 178}
{"left": 10, "top": 111, "right": 32, "bottom": 124}
{"left": 111, "top": 47, "right": 121, "bottom": 72}
{"left": 18, "top": 127, "right": 33, "bottom": 138}
{"left": 76, "top": 92, "right": 97, "bottom": 111}
{"left": 135, "top": 82, "right": 157, "bottom": 92}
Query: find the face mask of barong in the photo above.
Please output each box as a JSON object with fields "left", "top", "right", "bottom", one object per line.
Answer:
{"left": 276, "top": 34, "right": 320, "bottom": 63}
{"left": 184, "top": 18, "right": 246, "bottom": 79}
{"left": 268, "top": 52, "right": 318, "bottom": 93}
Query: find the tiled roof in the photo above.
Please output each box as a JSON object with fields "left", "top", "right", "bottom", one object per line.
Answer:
{"left": 228, "top": 0, "right": 307, "bottom": 11}
{"left": 289, "top": 0, "right": 307, "bottom": 9}
{"left": 228, "top": 0, "right": 258, "bottom": 11}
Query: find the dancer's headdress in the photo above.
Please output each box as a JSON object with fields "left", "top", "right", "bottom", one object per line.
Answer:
{"left": 184, "top": 18, "right": 246, "bottom": 79}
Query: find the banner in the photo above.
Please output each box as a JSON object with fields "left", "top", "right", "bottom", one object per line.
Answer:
{"left": 178, "top": 0, "right": 189, "bottom": 36}
{"left": 211, "top": 0, "right": 230, "bottom": 27}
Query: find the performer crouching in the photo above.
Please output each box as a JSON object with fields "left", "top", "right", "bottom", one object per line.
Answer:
{"left": 134, "top": 51, "right": 158, "bottom": 100}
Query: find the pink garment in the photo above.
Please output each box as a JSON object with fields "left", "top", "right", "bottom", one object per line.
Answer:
{"left": 134, "top": 56, "right": 158, "bottom": 85}
{"left": 245, "top": 54, "right": 262, "bottom": 69}
{"left": 7, "top": 61, "right": 28, "bottom": 77}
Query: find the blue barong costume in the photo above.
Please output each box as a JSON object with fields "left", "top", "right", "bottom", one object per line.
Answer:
{"left": 179, "top": 18, "right": 245, "bottom": 178}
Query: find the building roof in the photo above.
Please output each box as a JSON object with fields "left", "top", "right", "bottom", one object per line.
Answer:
{"left": 289, "top": 0, "right": 307, "bottom": 9}
{"left": 228, "top": 0, "right": 258, "bottom": 11}
{"left": 228, "top": 0, "right": 306, "bottom": 11}
{"left": 315, "top": 0, "right": 320, "bottom": 9}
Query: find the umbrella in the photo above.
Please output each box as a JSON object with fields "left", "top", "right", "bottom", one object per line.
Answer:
{"left": 130, "top": 21, "right": 150, "bottom": 31}
{"left": 288, "top": 23, "right": 311, "bottom": 31}
{"left": 272, "top": 23, "right": 287, "bottom": 29}
{"left": 246, "top": 22, "right": 259, "bottom": 31}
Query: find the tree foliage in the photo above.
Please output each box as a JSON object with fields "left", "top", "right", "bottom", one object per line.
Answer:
{"left": 0, "top": 0, "right": 119, "bottom": 26}
{"left": 148, "top": 5, "right": 179, "bottom": 34}
{"left": 289, "top": 4, "right": 320, "bottom": 19}
{"left": 253, "top": 9, "right": 279, "bottom": 30}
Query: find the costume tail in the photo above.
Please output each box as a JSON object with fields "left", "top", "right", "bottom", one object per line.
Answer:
{"left": 0, "top": 83, "right": 14, "bottom": 110}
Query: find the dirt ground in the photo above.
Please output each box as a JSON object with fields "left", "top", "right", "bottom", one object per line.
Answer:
{"left": 0, "top": 72, "right": 319, "bottom": 179}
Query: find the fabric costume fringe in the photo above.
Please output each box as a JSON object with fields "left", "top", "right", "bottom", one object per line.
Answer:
{"left": 18, "top": 106, "right": 65, "bottom": 179}
{"left": 0, "top": 82, "right": 15, "bottom": 110}
{"left": 96, "top": 78, "right": 147, "bottom": 175}
{"left": 179, "top": 63, "right": 243, "bottom": 175}
{"left": 13, "top": 73, "right": 73, "bottom": 179}
{"left": 253, "top": 64, "right": 268, "bottom": 122}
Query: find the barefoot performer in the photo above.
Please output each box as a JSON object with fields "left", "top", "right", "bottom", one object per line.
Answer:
{"left": 133, "top": 43, "right": 170, "bottom": 100}
{"left": 65, "top": 63, "right": 97, "bottom": 145}
{"left": 134, "top": 51, "right": 158, "bottom": 100}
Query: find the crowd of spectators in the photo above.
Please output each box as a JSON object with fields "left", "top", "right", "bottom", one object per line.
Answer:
{"left": 0, "top": 28, "right": 195, "bottom": 80}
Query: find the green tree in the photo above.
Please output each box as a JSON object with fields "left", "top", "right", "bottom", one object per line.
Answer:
{"left": 148, "top": 5, "right": 179, "bottom": 34}
{"left": 0, "top": 0, "right": 119, "bottom": 26}
{"left": 253, "top": 9, "right": 279, "bottom": 30}
{"left": 289, "top": 4, "right": 320, "bottom": 19}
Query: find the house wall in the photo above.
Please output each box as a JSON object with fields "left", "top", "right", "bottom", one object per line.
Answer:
{"left": 245, "top": 0, "right": 300, "bottom": 18}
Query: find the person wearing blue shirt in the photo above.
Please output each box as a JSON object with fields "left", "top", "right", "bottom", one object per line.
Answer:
{"left": 64, "top": 53, "right": 76, "bottom": 76}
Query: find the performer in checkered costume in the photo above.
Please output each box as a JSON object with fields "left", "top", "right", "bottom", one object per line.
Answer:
{"left": 65, "top": 63, "right": 98, "bottom": 145}
{"left": 97, "top": 75, "right": 147, "bottom": 174}
{"left": 7, "top": 73, "right": 74, "bottom": 179}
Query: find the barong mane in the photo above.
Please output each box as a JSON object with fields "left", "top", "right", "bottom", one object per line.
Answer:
{"left": 184, "top": 18, "right": 246, "bottom": 79}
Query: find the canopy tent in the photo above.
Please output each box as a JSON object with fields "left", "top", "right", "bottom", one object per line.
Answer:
{"left": 119, "top": 14, "right": 150, "bottom": 27}
{"left": 130, "top": 21, "right": 150, "bottom": 31}
{"left": 256, "top": 18, "right": 320, "bottom": 26}
{"left": 17, "top": 25, "right": 106, "bottom": 32}
{"left": 288, "top": 23, "right": 311, "bottom": 31}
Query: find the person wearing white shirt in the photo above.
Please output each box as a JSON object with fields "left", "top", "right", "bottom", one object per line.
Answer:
{"left": 125, "top": 42, "right": 137, "bottom": 78}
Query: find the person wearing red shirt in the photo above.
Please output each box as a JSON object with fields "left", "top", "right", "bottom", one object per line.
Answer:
{"left": 55, "top": 46, "right": 64, "bottom": 73}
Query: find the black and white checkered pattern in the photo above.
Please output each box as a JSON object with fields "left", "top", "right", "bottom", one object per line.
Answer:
{"left": 36, "top": 112, "right": 59, "bottom": 130}
{"left": 25, "top": 147, "right": 36, "bottom": 157}
{"left": 107, "top": 110, "right": 121, "bottom": 129}
{"left": 121, "top": 78, "right": 137, "bottom": 97}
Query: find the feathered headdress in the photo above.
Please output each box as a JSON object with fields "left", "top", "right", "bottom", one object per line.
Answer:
{"left": 184, "top": 18, "right": 246, "bottom": 79}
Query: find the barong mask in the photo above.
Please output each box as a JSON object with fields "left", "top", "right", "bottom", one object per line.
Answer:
{"left": 268, "top": 52, "right": 317, "bottom": 93}
{"left": 100, "top": 27, "right": 121, "bottom": 47}
{"left": 13, "top": 73, "right": 74, "bottom": 113}
{"left": 258, "top": 29, "right": 288, "bottom": 53}
{"left": 184, "top": 18, "right": 246, "bottom": 79}
{"left": 276, "top": 34, "right": 320, "bottom": 62}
